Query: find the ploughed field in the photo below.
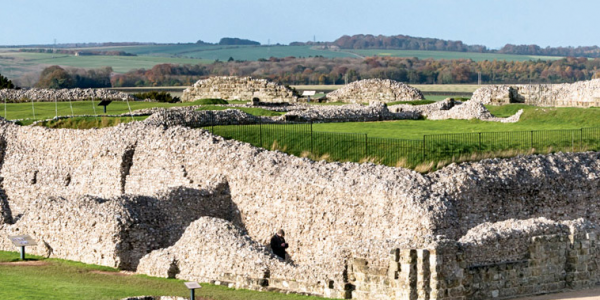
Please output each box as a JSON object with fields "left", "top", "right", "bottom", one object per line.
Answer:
{"left": 0, "top": 251, "right": 326, "bottom": 300}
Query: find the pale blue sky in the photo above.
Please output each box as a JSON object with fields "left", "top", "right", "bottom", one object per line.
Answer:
{"left": 1, "top": 0, "right": 599, "bottom": 48}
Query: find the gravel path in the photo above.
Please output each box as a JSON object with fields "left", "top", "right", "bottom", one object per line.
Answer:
{"left": 516, "top": 289, "right": 600, "bottom": 300}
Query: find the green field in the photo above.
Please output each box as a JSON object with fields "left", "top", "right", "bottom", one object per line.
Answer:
{"left": 0, "top": 251, "right": 326, "bottom": 300}
{"left": 71, "top": 45, "right": 355, "bottom": 61}
{"left": 343, "top": 49, "right": 563, "bottom": 62}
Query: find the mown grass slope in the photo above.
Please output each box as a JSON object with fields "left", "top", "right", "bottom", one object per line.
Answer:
{"left": 0, "top": 251, "right": 327, "bottom": 300}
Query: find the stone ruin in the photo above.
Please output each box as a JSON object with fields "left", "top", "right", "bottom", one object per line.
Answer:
{"left": 138, "top": 98, "right": 522, "bottom": 128}
{"left": 326, "top": 79, "right": 425, "bottom": 104}
{"left": 0, "top": 88, "right": 134, "bottom": 103}
{"left": 471, "top": 79, "right": 600, "bottom": 107}
{"left": 181, "top": 76, "right": 297, "bottom": 102}
{"left": 1, "top": 120, "right": 600, "bottom": 299}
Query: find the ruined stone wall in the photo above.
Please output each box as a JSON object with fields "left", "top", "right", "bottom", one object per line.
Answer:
{"left": 432, "top": 152, "right": 600, "bottom": 240}
{"left": 0, "top": 88, "right": 134, "bottom": 102}
{"left": 181, "top": 76, "right": 296, "bottom": 102}
{"left": 471, "top": 79, "right": 600, "bottom": 107}
{"left": 349, "top": 219, "right": 600, "bottom": 300}
{"left": 1, "top": 122, "right": 600, "bottom": 299}
{"left": 326, "top": 79, "right": 425, "bottom": 104}
{"left": 142, "top": 100, "right": 520, "bottom": 126}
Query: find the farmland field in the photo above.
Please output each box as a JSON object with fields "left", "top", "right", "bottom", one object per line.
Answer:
{"left": 0, "top": 51, "right": 210, "bottom": 78}
{"left": 68, "top": 44, "right": 356, "bottom": 60}
{"left": 342, "top": 49, "right": 563, "bottom": 62}
{"left": 0, "top": 42, "right": 570, "bottom": 83}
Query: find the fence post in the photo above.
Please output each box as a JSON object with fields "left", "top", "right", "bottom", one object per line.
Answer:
{"left": 310, "top": 121, "right": 314, "bottom": 155}
{"left": 259, "top": 119, "right": 263, "bottom": 148}
{"left": 365, "top": 134, "right": 368, "bottom": 157}
{"left": 530, "top": 130, "right": 534, "bottom": 150}
{"left": 580, "top": 128, "right": 583, "bottom": 151}
{"left": 422, "top": 135, "right": 426, "bottom": 161}
{"left": 211, "top": 112, "right": 215, "bottom": 133}
{"left": 478, "top": 132, "right": 482, "bottom": 153}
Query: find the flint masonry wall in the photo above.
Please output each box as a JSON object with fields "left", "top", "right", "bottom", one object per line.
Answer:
{"left": 181, "top": 76, "right": 296, "bottom": 102}
{"left": 431, "top": 152, "right": 600, "bottom": 239}
{"left": 0, "top": 88, "right": 134, "bottom": 102}
{"left": 350, "top": 219, "right": 600, "bottom": 300}
{"left": 471, "top": 79, "right": 600, "bottom": 107}
{"left": 1, "top": 121, "right": 600, "bottom": 299}
{"left": 326, "top": 79, "right": 425, "bottom": 104}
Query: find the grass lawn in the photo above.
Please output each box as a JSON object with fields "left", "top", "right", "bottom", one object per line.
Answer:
{"left": 205, "top": 104, "right": 600, "bottom": 170}
{"left": 0, "top": 251, "right": 328, "bottom": 300}
{"left": 310, "top": 105, "right": 600, "bottom": 140}
{"left": 1, "top": 99, "right": 237, "bottom": 123}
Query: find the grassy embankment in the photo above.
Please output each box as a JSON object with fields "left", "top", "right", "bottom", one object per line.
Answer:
{"left": 0, "top": 251, "right": 327, "bottom": 300}
{"left": 206, "top": 105, "right": 600, "bottom": 171}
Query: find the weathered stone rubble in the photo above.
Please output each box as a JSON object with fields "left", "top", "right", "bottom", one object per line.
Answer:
{"left": 280, "top": 102, "right": 419, "bottom": 122}
{"left": 427, "top": 100, "right": 524, "bottom": 123}
{"left": 326, "top": 79, "right": 424, "bottom": 103}
{"left": 0, "top": 88, "right": 134, "bottom": 102}
{"left": 139, "top": 99, "right": 521, "bottom": 126}
{"left": 181, "top": 76, "right": 296, "bottom": 102}
{"left": 143, "top": 108, "right": 263, "bottom": 127}
{"left": 471, "top": 79, "right": 600, "bottom": 107}
{"left": 388, "top": 98, "right": 456, "bottom": 116}
{"left": 1, "top": 121, "right": 600, "bottom": 299}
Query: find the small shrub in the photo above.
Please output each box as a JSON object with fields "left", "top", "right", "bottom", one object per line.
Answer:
{"left": 194, "top": 98, "right": 228, "bottom": 105}
{"left": 132, "top": 91, "right": 175, "bottom": 103}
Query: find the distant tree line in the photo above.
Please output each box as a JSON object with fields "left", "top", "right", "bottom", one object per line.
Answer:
{"left": 35, "top": 66, "right": 112, "bottom": 89}
{"left": 109, "top": 56, "right": 600, "bottom": 87}
{"left": 291, "top": 34, "right": 600, "bottom": 58}
{"left": 19, "top": 49, "right": 136, "bottom": 56}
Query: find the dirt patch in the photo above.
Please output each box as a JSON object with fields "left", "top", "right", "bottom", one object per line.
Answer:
{"left": 89, "top": 270, "right": 134, "bottom": 276}
{"left": 0, "top": 260, "right": 49, "bottom": 266}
